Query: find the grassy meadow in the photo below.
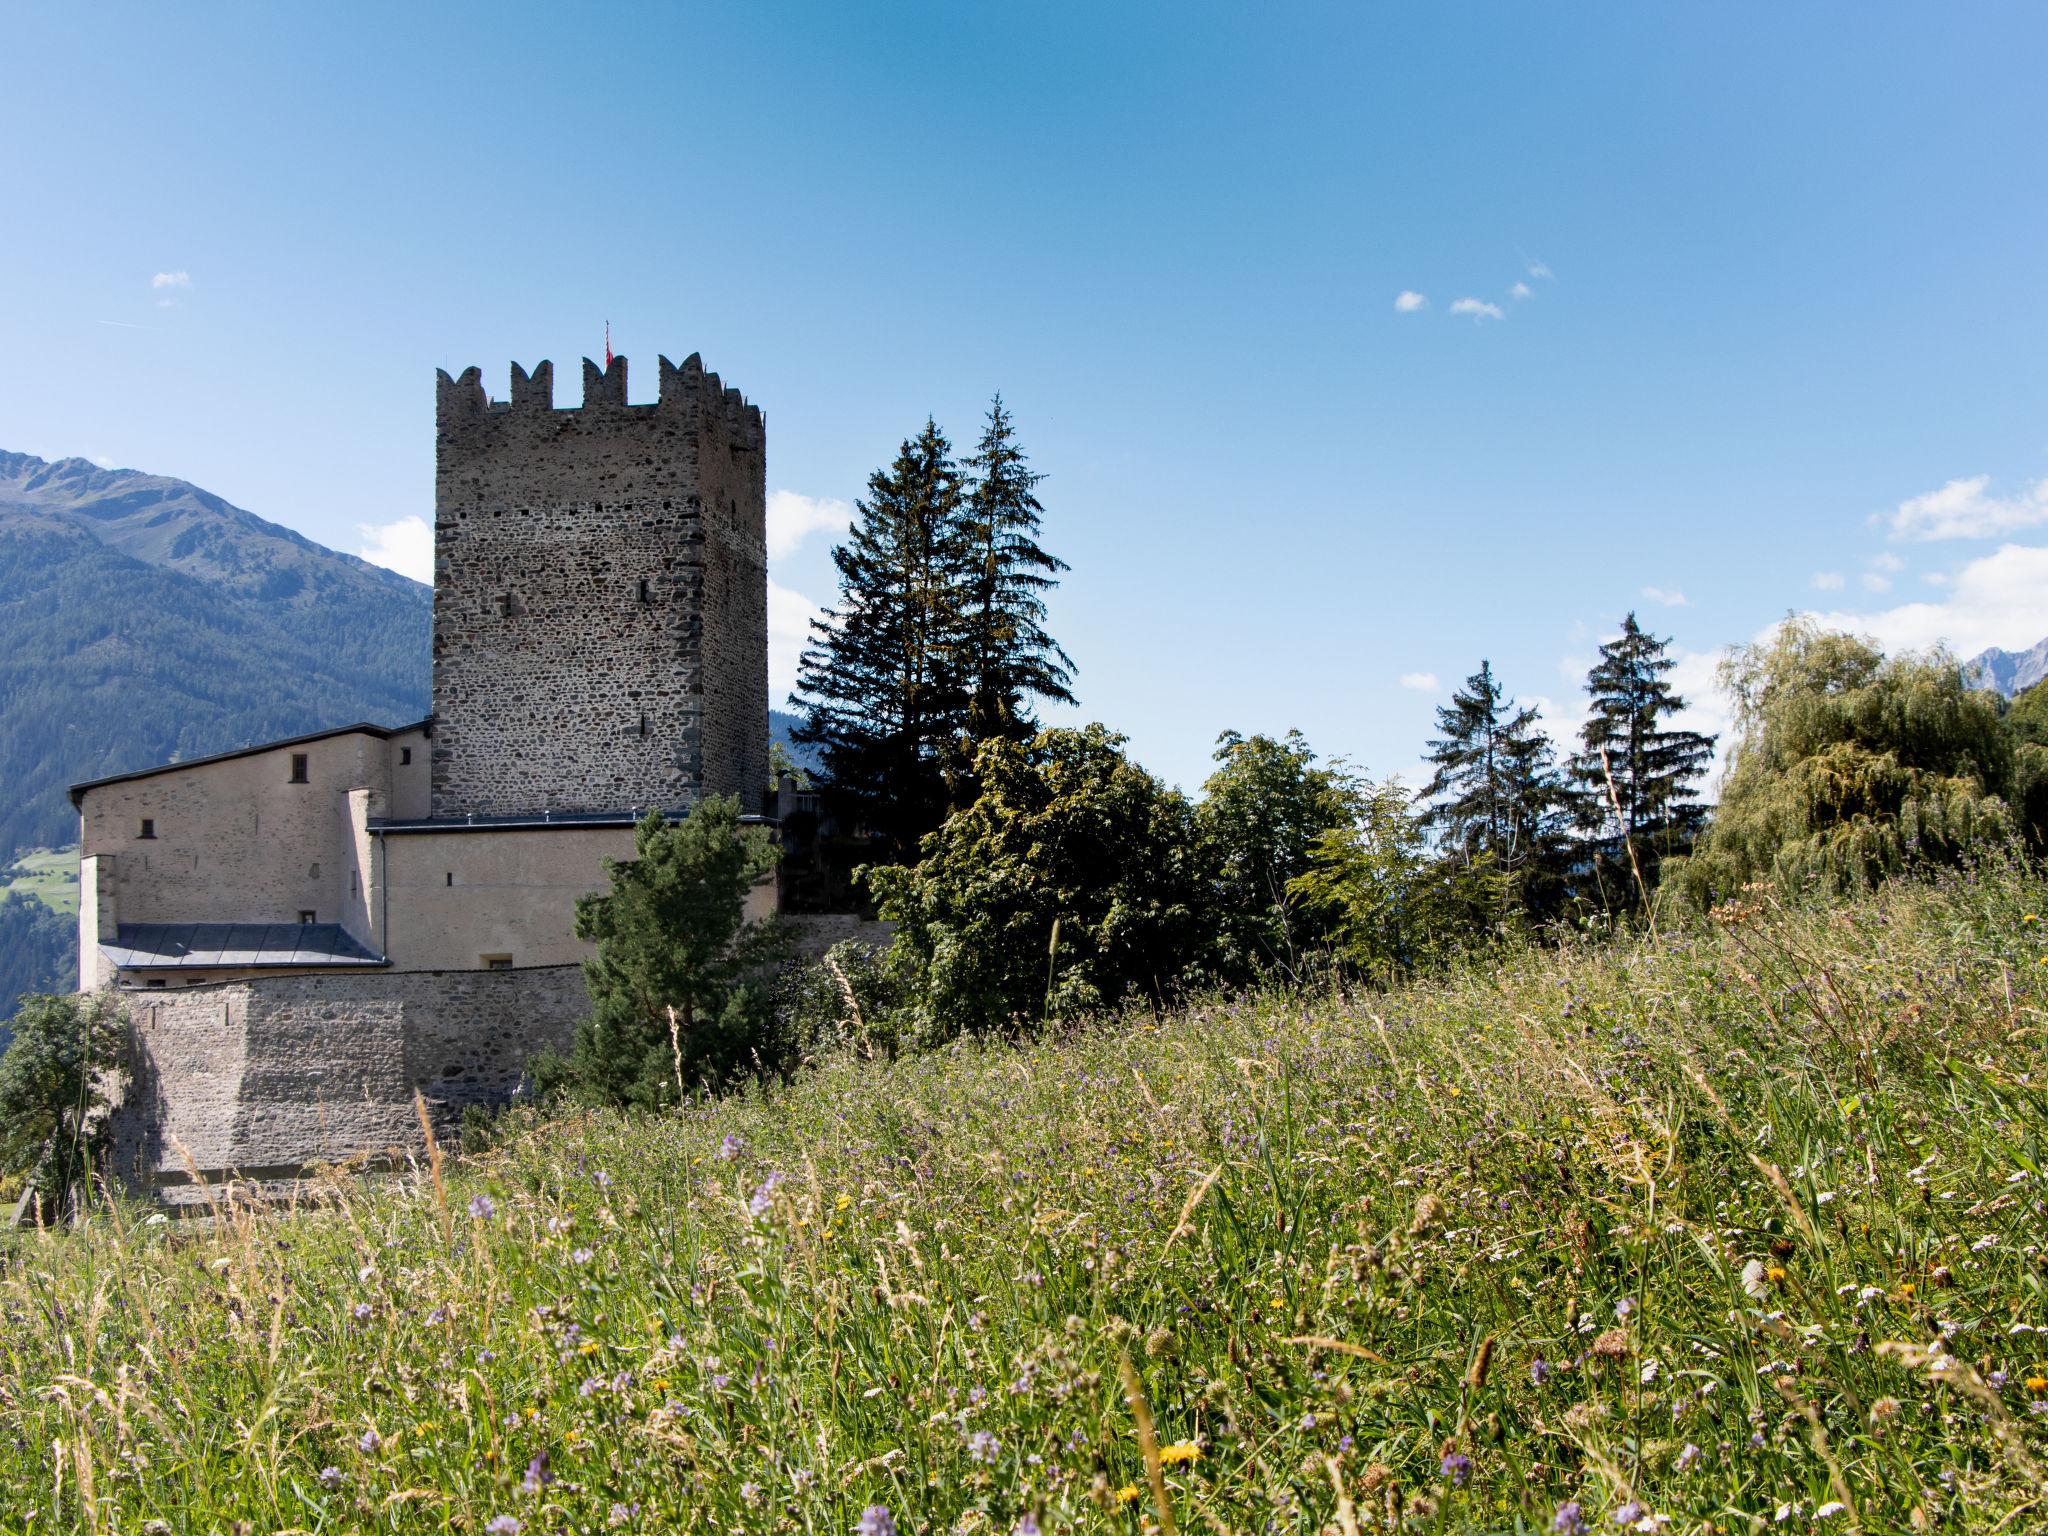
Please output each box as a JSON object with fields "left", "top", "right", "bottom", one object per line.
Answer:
{"left": 4, "top": 865, "right": 2047, "bottom": 1534}
{"left": 1, "top": 848, "right": 78, "bottom": 916}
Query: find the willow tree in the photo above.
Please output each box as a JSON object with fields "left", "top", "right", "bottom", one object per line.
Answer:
{"left": 1665, "top": 619, "right": 2018, "bottom": 905}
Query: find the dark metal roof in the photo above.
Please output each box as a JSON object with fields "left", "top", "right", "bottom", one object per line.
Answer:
{"left": 68, "top": 719, "right": 434, "bottom": 806}
{"left": 370, "top": 810, "right": 778, "bottom": 833}
{"left": 101, "top": 922, "right": 390, "bottom": 970}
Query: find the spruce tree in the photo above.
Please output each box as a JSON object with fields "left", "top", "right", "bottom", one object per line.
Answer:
{"left": 1417, "top": 661, "right": 1566, "bottom": 921}
{"left": 1568, "top": 613, "right": 1716, "bottom": 901}
{"left": 958, "top": 396, "right": 1075, "bottom": 742}
{"left": 791, "top": 420, "right": 970, "bottom": 858}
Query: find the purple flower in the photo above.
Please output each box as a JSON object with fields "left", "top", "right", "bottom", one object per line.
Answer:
{"left": 469, "top": 1193, "right": 496, "bottom": 1220}
{"left": 486, "top": 1519, "right": 522, "bottom": 1536}
{"left": 1675, "top": 1442, "right": 1700, "bottom": 1472}
{"left": 425, "top": 1305, "right": 449, "bottom": 1325}
{"left": 1553, "top": 1502, "right": 1589, "bottom": 1536}
{"left": 968, "top": 1428, "right": 1001, "bottom": 1463}
{"left": 856, "top": 1507, "right": 898, "bottom": 1536}
{"left": 1440, "top": 1451, "right": 1472, "bottom": 1486}
{"left": 595, "top": 1169, "right": 613, "bottom": 1189}
{"left": 317, "top": 1466, "right": 343, "bottom": 1490}
{"left": 521, "top": 1450, "right": 552, "bottom": 1494}
{"left": 1612, "top": 1502, "right": 1649, "bottom": 1528}
{"left": 719, "top": 1133, "right": 744, "bottom": 1161}
{"left": 608, "top": 1504, "right": 639, "bottom": 1527}
{"left": 358, "top": 1428, "right": 381, "bottom": 1454}
{"left": 1014, "top": 1516, "right": 1042, "bottom": 1536}
{"left": 749, "top": 1171, "right": 785, "bottom": 1219}
{"left": 1530, "top": 1357, "right": 1551, "bottom": 1386}
{"left": 1614, "top": 1297, "right": 1636, "bottom": 1321}
{"left": 572, "top": 1247, "right": 595, "bottom": 1266}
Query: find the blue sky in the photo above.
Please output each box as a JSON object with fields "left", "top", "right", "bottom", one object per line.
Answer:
{"left": 4, "top": 2, "right": 2045, "bottom": 791}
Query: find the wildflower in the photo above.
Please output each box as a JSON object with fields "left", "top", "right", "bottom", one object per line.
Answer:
{"left": 1765, "top": 1265, "right": 1787, "bottom": 1284}
{"left": 968, "top": 1429, "right": 1001, "bottom": 1463}
{"left": 521, "top": 1450, "right": 552, "bottom": 1494}
{"left": 469, "top": 1193, "right": 496, "bottom": 1220}
{"left": 572, "top": 1246, "right": 594, "bottom": 1265}
{"left": 426, "top": 1305, "right": 449, "bottom": 1325}
{"left": 1440, "top": 1451, "right": 1473, "bottom": 1486}
{"left": 1531, "top": 1356, "right": 1552, "bottom": 1386}
{"left": 1553, "top": 1502, "right": 1590, "bottom": 1536}
{"left": 749, "top": 1171, "right": 785, "bottom": 1219}
{"left": 1816, "top": 1504, "right": 1846, "bottom": 1521}
{"left": 353, "top": 1302, "right": 373, "bottom": 1321}
{"left": 608, "top": 1505, "right": 639, "bottom": 1527}
{"left": 317, "top": 1466, "right": 344, "bottom": 1490}
{"left": 856, "top": 1506, "right": 899, "bottom": 1536}
{"left": 595, "top": 1169, "right": 613, "bottom": 1189}
{"left": 741, "top": 1482, "right": 761, "bottom": 1505}
{"left": 2027, "top": 1374, "right": 2048, "bottom": 1393}
{"left": 1159, "top": 1440, "right": 1201, "bottom": 1466}
{"left": 1741, "top": 1260, "right": 1769, "bottom": 1300}
{"left": 1674, "top": 1442, "right": 1700, "bottom": 1472}
{"left": 719, "top": 1133, "right": 744, "bottom": 1161}
{"left": 1611, "top": 1502, "right": 1648, "bottom": 1528}
{"left": 358, "top": 1428, "right": 381, "bottom": 1454}
{"left": 1115, "top": 1485, "right": 1143, "bottom": 1505}
{"left": 1614, "top": 1297, "right": 1636, "bottom": 1321}
{"left": 487, "top": 1520, "right": 522, "bottom": 1536}
{"left": 1015, "top": 1517, "right": 1043, "bottom": 1536}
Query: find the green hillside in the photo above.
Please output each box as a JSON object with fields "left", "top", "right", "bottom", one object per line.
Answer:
{"left": 5, "top": 863, "right": 2044, "bottom": 1531}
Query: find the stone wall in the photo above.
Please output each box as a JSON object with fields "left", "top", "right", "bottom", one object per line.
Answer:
{"left": 107, "top": 966, "right": 587, "bottom": 1195}
{"left": 431, "top": 354, "right": 767, "bottom": 818}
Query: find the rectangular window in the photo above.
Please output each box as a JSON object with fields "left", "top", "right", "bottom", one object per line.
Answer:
{"left": 146, "top": 978, "right": 167, "bottom": 988}
{"left": 400, "top": 747, "right": 412, "bottom": 766}
{"left": 482, "top": 954, "right": 513, "bottom": 970}
{"left": 290, "top": 752, "right": 309, "bottom": 783}
{"left": 445, "top": 871, "right": 454, "bottom": 887}
{"left": 138, "top": 818, "right": 156, "bottom": 839}
{"left": 298, "top": 910, "right": 316, "bottom": 925}
{"left": 497, "top": 593, "right": 513, "bottom": 617}
{"left": 638, "top": 577, "right": 651, "bottom": 603}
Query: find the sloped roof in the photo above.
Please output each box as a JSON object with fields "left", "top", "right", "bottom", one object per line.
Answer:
{"left": 68, "top": 719, "right": 432, "bottom": 806}
{"left": 101, "top": 922, "right": 390, "bottom": 970}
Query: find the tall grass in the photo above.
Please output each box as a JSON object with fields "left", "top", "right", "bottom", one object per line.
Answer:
{"left": 3, "top": 861, "right": 2045, "bottom": 1533}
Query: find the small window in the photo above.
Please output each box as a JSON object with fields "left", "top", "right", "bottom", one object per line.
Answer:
{"left": 400, "top": 747, "right": 412, "bottom": 766}
{"left": 146, "top": 978, "right": 167, "bottom": 988}
{"left": 637, "top": 577, "right": 651, "bottom": 603}
{"left": 290, "top": 753, "right": 309, "bottom": 783}
{"left": 482, "top": 954, "right": 513, "bottom": 971}
{"left": 298, "top": 910, "right": 316, "bottom": 925}
{"left": 445, "top": 871, "right": 454, "bottom": 887}
{"left": 497, "top": 593, "right": 514, "bottom": 618}
{"left": 138, "top": 818, "right": 156, "bottom": 839}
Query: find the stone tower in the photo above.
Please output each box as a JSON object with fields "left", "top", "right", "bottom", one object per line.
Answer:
{"left": 430, "top": 353, "right": 768, "bottom": 818}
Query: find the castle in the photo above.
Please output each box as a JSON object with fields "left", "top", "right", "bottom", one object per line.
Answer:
{"left": 72, "top": 352, "right": 771, "bottom": 1200}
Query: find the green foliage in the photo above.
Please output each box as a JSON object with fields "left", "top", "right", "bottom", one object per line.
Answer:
{"left": 0, "top": 989, "right": 125, "bottom": 1209}
{"left": 7, "top": 866, "right": 2047, "bottom": 1531}
{"left": 1568, "top": 612, "right": 1715, "bottom": 900}
{"left": 0, "top": 890, "right": 73, "bottom": 1030}
{"left": 2009, "top": 681, "right": 2048, "bottom": 852}
{"left": 776, "top": 938, "right": 906, "bottom": 1062}
{"left": 870, "top": 724, "right": 1218, "bottom": 1038}
{"left": 1418, "top": 660, "right": 1569, "bottom": 923}
{"left": 1195, "top": 729, "right": 1356, "bottom": 977}
{"left": 1670, "top": 619, "right": 2022, "bottom": 903}
{"left": 1290, "top": 775, "right": 1499, "bottom": 981}
{"left": 548, "top": 800, "right": 784, "bottom": 1106}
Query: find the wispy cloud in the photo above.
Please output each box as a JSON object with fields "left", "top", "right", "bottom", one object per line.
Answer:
{"left": 1393, "top": 290, "right": 1428, "bottom": 313}
{"left": 356, "top": 516, "right": 433, "bottom": 584}
{"left": 1885, "top": 472, "right": 2048, "bottom": 541}
{"left": 1811, "top": 571, "right": 1844, "bottom": 591}
{"left": 768, "top": 577, "right": 824, "bottom": 706}
{"left": 1398, "top": 671, "right": 1439, "bottom": 692}
{"left": 1860, "top": 571, "right": 1892, "bottom": 593}
{"left": 150, "top": 271, "right": 191, "bottom": 289}
{"left": 95, "top": 319, "right": 158, "bottom": 330}
{"left": 1449, "top": 297, "right": 1505, "bottom": 322}
{"left": 1526, "top": 260, "right": 1553, "bottom": 280}
{"left": 767, "top": 489, "right": 853, "bottom": 561}
{"left": 1870, "top": 551, "right": 1904, "bottom": 572}
{"left": 1641, "top": 585, "right": 1690, "bottom": 608}
{"left": 1510, "top": 281, "right": 1533, "bottom": 300}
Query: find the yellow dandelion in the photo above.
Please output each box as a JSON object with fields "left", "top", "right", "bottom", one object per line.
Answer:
{"left": 1766, "top": 1265, "right": 1787, "bottom": 1283}
{"left": 2023, "top": 913, "right": 2039, "bottom": 923}
{"left": 1159, "top": 1441, "right": 1201, "bottom": 1466}
{"left": 1115, "top": 1484, "right": 1143, "bottom": 1505}
{"left": 1900, "top": 1282, "right": 1916, "bottom": 1298}
{"left": 2026, "top": 1374, "right": 2048, "bottom": 1393}
{"left": 837, "top": 1193, "right": 853, "bottom": 1211}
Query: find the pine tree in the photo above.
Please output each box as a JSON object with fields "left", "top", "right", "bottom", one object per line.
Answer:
{"left": 1417, "top": 661, "right": 1566, "bottom": 921}
{"left": 791, "top": 421, "right": 970, "bottom": 858}
{"left": 1568, "top": 613, "right": 1716, "bottom": 902}
{"left": 958, "top": 397, "right": 1075, "bottom": 742}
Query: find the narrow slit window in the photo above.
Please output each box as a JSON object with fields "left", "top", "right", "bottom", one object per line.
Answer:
{"left": 298, "top": 910, "right": 316, "bottom": 925}
{"left": 482, "top": 954, "right": 513, "bottom": 971}
{"left": 289, "top": 752, "right": 309, "bottom": 783}
{"left": 445, "top": 871, "right": 454, "bottom": 887}
{"left": 638, "top": 577, "right": 651, "bottom": 603}
{"left": 138, "top": 818, "right": 156, "bottom": 839}
{"left": 497, "top": 593, "right": 514, "bottom": 617}
{"left": 400, "top": 747, "right": 412, "bottom": 766}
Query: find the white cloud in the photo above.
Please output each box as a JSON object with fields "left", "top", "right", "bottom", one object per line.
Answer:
{"left": 1527, "top": 260, "right": 1554, "bottom": 280}
{"left": 1811, "top": 571, "right": 1844, "bottom": 591}
{"left": 1885, "top": 472, "right": 2048, "bottom": 541}
{"left": 356, "top": 516, "right": 433, "bottom": 584}
{"left": 1641, "top": 585, "right": 1690, "bottom": 608}
{"left": 1397, "top": 671, "right": 1439, "bottom": 692}
{"left": 1450, "top": 297, "right": 1505, "bottom": 322}
{"left": 1510, "top": 281, "right": 1533, "bottom": 300}
{"left": 1860, "top": 571, "right": 1892, "bottom": 593}
{"left": 1803, "top": 541, "right": 2048, "bottom": 659}
{"left": 1393, "top": 290, "right": 1428, "bottom": 313}
{"left": 768, "top": 577, "right": 823, "bottom": 707}
{"left": 767, "top": 489, "right": 853, "bottom": 561}
{"left": 1869, "top": 551, "right": 1904, "bottom": 572}
{"left": 150, "top": 271, "right": 190, "bottom": 289}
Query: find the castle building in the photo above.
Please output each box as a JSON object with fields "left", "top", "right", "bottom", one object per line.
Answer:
{"left": 71, "top": 353, "right": 770, "bottom": 1199}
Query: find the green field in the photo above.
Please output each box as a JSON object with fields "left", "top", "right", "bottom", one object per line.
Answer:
{"left": 5, "top": 864, "right": 2047, "bottom": 1533}
{"left": 1, "top": 845, "right": 78, "bottom": 915}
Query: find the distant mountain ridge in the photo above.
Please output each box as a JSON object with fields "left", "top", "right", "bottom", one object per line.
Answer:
{"left": 0, "top": 449, "right": 433, "bottom": 858}
{"left": 1964, "top": 636, "right": 2048, "bottom": 699}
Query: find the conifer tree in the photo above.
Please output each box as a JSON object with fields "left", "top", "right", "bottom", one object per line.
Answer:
{"left": 958, "top": 397, "right": 1075, "bottom": 742}
{"left": 791, "top": 421, "right": 970, "bottom": 857}
{"left": 1568, "top": 613, "right": 1716, "bottom": 901}
{"left": 1417, "top": 661, "right": 1566, "bottom": 920}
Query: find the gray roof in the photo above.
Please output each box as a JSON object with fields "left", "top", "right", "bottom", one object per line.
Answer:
{"left": 69, "top": 719, "right": 432, "bottom": 806}
{"left": 102, "top": 922, "right": 390, "bottom": 970}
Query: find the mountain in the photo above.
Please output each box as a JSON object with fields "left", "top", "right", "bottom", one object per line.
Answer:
{"left": 1963, "top": 636, "right": 2048, "bottom": 699}
{"left": 0, "top": 450, "right": 432, "bottom": 859}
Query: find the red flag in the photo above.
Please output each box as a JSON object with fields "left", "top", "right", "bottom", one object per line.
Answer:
{"left": 604, "top": 320, "right": 613, "bottom": 368}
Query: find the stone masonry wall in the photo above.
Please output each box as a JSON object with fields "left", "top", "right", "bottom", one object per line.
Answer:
{"left": 431, "top": 354, "right": 767, "bottom": 818}
{"left": 106, "top": 966, "right": 587, "bottom": 1194}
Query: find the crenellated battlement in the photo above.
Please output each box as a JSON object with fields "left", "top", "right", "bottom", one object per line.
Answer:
{"left": 436, "top": 353, "right": 763, "bottom": 448}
